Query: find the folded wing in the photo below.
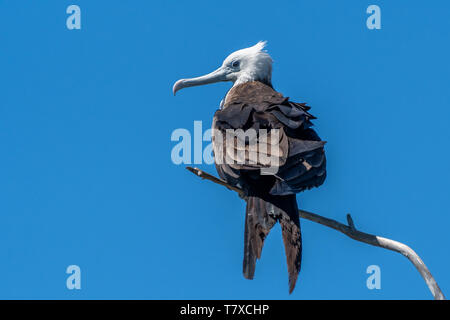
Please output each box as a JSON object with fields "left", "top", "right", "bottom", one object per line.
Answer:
{"left": 212, "top": 81, "right": 326, "bottom": 196}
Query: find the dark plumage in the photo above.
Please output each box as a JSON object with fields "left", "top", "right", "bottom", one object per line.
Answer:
{"left": 212, "top": 81, "right": 326, "bottom": 293}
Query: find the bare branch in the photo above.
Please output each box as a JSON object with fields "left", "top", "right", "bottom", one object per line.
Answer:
{"left": 346, "top": 214, "right": 356, "bottom": 231}
{"left": 186, "top": 166, "right": 445, "bottom": 300}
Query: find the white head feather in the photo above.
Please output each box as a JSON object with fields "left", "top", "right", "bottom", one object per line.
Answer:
{"left": 222, "top": 41, "right": 273, "bottom": 87}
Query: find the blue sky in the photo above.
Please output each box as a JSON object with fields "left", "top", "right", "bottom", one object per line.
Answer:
{"left": 0, "top": 0, "right": 449, "bottom": 299}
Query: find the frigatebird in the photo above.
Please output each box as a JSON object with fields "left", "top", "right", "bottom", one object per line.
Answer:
{"left": 173, "top": 42, "right": 326, "bottom": 293}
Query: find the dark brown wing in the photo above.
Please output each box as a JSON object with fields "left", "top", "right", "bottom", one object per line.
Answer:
{"left": 212, "top": 81, "right": 326, "bottom": 196}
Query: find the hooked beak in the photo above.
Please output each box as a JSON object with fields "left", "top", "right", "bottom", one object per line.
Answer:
{"left": 173, "top": 67, "right": 229, "bottom": 95}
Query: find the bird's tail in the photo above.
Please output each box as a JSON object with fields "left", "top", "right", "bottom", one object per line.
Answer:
{"left": 243, "top": 194, "right": 302, "bottom": 293}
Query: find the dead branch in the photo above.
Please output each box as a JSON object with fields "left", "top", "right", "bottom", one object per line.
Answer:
{"left": 186, "top": 166, "right": 445, "bottom": 300}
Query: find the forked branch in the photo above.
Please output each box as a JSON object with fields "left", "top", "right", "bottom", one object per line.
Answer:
{"left": 186, "top": 166, "right": 445, "bottom": 300}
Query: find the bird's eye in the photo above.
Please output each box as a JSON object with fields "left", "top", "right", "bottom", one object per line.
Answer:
{"left": 231, "top": 60, "right": 240, "bottom": 68}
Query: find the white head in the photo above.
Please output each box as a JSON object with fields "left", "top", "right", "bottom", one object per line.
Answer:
{"left": 173, "top": 41, "right": 273, "bottom": 95}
